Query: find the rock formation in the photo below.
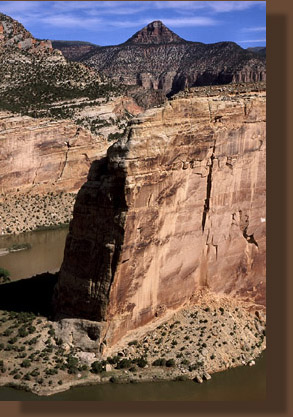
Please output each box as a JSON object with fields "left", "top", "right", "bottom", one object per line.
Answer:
{"left": 80, "top": 21, "right": 266, "bottom": 97}
{"left": 54, "top": 83, "right": 266, "bottom": 348}
{"left": 0, "top": 112, "right": 108, "bottom": 194}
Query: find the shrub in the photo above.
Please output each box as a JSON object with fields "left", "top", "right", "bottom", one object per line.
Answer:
{"left": 45, "top": 368, "right": 58, "bottom": 375}
{"left": 116, "top": 358, "right": 131, "bottom": 369}
{"left": 0, "top": 267, "right": 11, "bottom": 284}
{"left": 166, "top": 359, "right": 175, "bottom": 367}
{"left": 152, "top": 358, "right": 166, "bottom": 366}
{"left": 30, "top": 369, "right": 40, "bottom": 377}
{"left": 8, "top": 337, "right": 18, "bottom": 345}
{"left": 0, "top": 360, "right": 6, "bottom": 373}
{"left": 67, "top": 355, "right": 79, "bottom": 374}
{"left": 18, "top": 327, "right": 29, "bottom": 337}
{"left": 128, "top": 340, "right": 138, "bottom": 346}
{"left": 21, "top": 360, "right": 31, "bottom": 368}
{"left": 28, "top": 325, "right": 36, "bottom": 334}
{"left": 135, "top": 357, "right": 147, "bottom": 368}
{"left": 91, "top": 361, "right": 105, "bottom": 374}
{"left": 107, "top": 356, "right": 120, "bottom": 364}
{"left": 48, "top": 329, "right": 55, "bottom": 337}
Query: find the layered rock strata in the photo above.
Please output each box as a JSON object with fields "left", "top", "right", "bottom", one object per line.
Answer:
{"left": 0, "top": 112, "right": 108, "bottom": 194}
{"left": 54, "top": 83, "right": 266, "bottom": 348}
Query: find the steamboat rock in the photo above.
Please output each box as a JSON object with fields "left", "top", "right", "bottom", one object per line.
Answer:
{"left": 54, "top": 83, "right": 266, "bottom": 348}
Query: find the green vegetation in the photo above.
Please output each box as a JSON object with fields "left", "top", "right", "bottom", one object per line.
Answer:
{"left": 166, "top": 359, "right": 176, "bottom": 367}
{"left": 8, "top": 243, "right": 32, "bottom": 252}
{"left": 0, "top": 267, "right": 11, "bottom": 284}
{"left": 152, "top": 358, "right": 166, "bottom": 366}
{"left": 90, "top": 361, "right": 105, "bottom": 374}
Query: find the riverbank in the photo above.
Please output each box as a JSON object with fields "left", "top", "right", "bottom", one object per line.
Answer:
{"left": 0, "top": 289, "right": 266, "bottom": 397}
{"left": 0, "top": 192, "right": 75, "bottom": 236}
{"left": 0, "top": 351, "right": 266, "bottom": 400}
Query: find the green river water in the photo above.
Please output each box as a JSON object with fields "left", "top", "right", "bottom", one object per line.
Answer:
{"left": 0, "top": 228, "right": 266, "bottom": 401}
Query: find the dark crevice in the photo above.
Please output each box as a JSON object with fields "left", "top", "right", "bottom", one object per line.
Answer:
{"left": 58, "top": 142, "right": 70, "bottom": 181}
{"left": 202, "top": 143, "right": 216, "bottom": 232}
{"left": 243, "top": 226, "right": 259, "bottom": 247}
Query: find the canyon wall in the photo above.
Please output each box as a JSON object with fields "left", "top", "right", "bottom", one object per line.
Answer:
{"left": 0, "top": 112, "right": 108, "bottom": 194}
{"left": 54, "top": 83, "right": 266, "bottom": 347}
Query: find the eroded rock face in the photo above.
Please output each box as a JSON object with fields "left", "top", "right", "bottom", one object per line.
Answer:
{"left": 54, "top": 83, "right": 266, "bottom": 347}
{"left": 0, "top": 112, "right": 108, "bottom": 194}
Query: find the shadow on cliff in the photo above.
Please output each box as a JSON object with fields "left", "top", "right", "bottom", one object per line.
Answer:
{"left": 0, "top": 272, "right": 57, "bottom": 318}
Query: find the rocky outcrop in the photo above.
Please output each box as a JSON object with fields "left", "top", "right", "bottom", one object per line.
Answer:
{"left": 54, "top": 83, "right": 266, "bottom": 348}
{"left": 51, "top": 40, "right": 99, "bottom": 61}
{"left": 0, "top": 13, "right": 54, "bottom": 54}
{"left": 125, "top": 20, "right": 185, "bottom": 45}
{"left": 0, "top": 112, "right": 108, "bottom": 194}
{"left": 81, "top": 21, "right": 266, "bottom": 97}
{"left": 0, "top": 13, "right": 123, "bottom": 118}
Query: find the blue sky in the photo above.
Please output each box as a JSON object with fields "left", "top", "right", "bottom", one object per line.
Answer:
{"left": 0, "top": 1, "right": 266, "bottom": 48}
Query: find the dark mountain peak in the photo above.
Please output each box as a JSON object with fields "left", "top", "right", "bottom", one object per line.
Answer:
{"left": 125, "top": 20, "right": 186, "bottom": 45}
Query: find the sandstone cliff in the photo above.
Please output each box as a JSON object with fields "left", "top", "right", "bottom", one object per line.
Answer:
{"left": 54, "top": 83, "right": 266, "bottom": 348}
{"left": 0, "top": 112, "right": 108, "bottom": 195}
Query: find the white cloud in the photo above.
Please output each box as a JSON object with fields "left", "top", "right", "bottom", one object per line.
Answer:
{"left": 153, "top": 1, "right": 266, "bottom": 13}
{"left": 0, "top": 1, "right": 43, "bottom": 15}
{"left": 238, "top": 39, "right": 266, "bottom": 43}
{"left": 42, "top": 15, "right": 102, "bottom": 29}
{"left": 159, "top": 17, "right": 218, "bottom": 27}
{"left": 242, "top": 26, "right": 266, "bottom": 32}
{"left": 208, "top": 1, "right": 265, "bottom": 13}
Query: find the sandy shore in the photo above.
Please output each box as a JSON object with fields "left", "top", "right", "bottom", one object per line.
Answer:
{"left": 0, "top": 192, "right": 76, "bottom": 236}
{"left": 0, "top": 290, "right": 266, "bottom": 396}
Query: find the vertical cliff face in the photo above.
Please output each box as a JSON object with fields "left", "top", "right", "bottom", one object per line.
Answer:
{"left": 54, "top": 83, "right": 266, "bottom": 347}
{"left": 0, "top": 112, "right": 108, "bottom": 194}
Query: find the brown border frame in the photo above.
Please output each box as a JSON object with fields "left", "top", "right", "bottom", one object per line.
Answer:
{"left": 0, "top": 0, "right": 292, "bottom": 415}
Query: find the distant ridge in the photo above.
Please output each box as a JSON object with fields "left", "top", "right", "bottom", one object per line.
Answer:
{"left": 247, "top": 46, "right": 266, "bottom": 57}
{"left": 79, "top": 20, "right": 266, "bottom": 99}
{"left": 51, "top": 40, "right": 99, "bottom": 61}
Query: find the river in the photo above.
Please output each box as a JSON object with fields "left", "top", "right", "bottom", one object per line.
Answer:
{"left": 0, "top": 228, "right": 266, "bottom": 401}
{"left": 0, "top": 228, "right": 69, "bottom": 280}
